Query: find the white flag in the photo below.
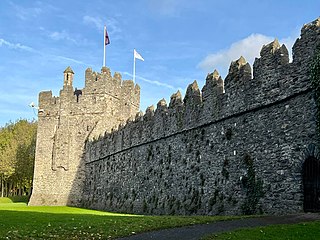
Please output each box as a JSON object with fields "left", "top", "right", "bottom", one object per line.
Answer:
{"left": 134, "top": 49, "right": 144, "bottom": 61}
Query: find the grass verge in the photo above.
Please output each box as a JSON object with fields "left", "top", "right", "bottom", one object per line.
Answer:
{"left": 0, "top": 196, "right": 29, "bottom": 204}
{"left": 0, "top": 202, "right": 243, "bottom": 239}
{"left": 202, "top": 221, "right": 320, "bottom": 240}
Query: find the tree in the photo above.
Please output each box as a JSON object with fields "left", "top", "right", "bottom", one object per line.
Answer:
{"left": 12, "top": 120, "right": 37, "bottom": 195}
{"left": 0, "top": 120, "right": 37, "bottom": 197}
{"left": 0, "top": 124, "right": 15, "bottom": 197}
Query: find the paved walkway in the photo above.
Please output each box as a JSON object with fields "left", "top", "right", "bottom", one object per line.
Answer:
{"left": 117, "top": 213, "right": 320, "bottom": 240}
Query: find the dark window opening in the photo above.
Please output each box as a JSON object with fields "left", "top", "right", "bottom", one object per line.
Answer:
{"left": 74, "top": 88, "right": 82, "bottom": 103}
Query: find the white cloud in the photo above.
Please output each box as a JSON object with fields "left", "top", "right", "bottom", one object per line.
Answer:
{"left": 49, "top": 30, "right": 78, "bottom": 44}
{"left": 83, "top": 16, "right": 104, "bottom": 30}
{"left": 106, "top": 18, "right": 122, "bottom": 35}
{"left": 148, "top": 0, "right": 188, "bottom": 16}
{"left": 0, "top": 38, "right": 34, "bottom": 52}
{"left": 83, "top": 16, "right": 121, "bottom": 35}
{"left": 0, "top": 38, "right": 86, "bottom": 66}
{"left": 123, "top": 72, "right": 176, "bottom": 90}
{"left": 50, "top": 55, "right": 87, "bottom": 66}
{"left": 198, "top": 34, "right": 296, "bottom": 77}
{"left": 9, "top": 2, "right": 42, "bottom": 20}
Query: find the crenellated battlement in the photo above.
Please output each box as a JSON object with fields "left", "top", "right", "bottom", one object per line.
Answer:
{"left": 31, "top": 18, "right": 320, "bottom": 215}
{"left": 38, "top": 66, "right": 140, "bottom": 120}
{"left": 83, "top": 66, "right": 140, "bottom": 96}
{"left": 90, "top": 15, "right": 319, "bottom": 145}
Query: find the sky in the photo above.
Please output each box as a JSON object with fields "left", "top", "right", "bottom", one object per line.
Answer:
{"left": 0, "top": 0, "right": 319, "bottom": 127}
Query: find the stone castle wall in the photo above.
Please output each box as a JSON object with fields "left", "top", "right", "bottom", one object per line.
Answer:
{"left": 29, "top": 67, "right": 140, "bottom": 206}
{"left": 81, "top": 19, "right": 320, "bottom": 215}
{"left": 29, "top": 18, "right": 320, "bottom": 215}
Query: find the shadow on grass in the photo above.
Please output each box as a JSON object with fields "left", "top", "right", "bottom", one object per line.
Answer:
{"left": 8, "top": 195, "right": 30, "bottom": 203}
{"left": 0, "top": 196, "right": 29, "bottom": 204}
{"left": 0, "top": 209, "right": 242, "bottom": 239}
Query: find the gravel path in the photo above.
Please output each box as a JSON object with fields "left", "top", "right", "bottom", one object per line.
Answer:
{"left": 117, "top": 213, "right": 320, "bottom": 240}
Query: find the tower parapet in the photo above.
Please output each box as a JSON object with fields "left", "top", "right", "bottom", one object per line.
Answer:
{"left": 29, "top": 66, "right": 140, "bottom": 206}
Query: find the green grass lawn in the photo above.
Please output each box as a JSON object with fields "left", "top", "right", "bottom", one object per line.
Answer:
{"left": 202, "top": 221, "right": 320, "bottom": 240}
{"left": 0, "top": 199, "right": 241, "bottom": 240}
{"left": 4, "top": 197, "right": 319, "bottom": 240}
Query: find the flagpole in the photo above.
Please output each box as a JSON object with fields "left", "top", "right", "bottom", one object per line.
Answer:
{"left": 133, "top": 49, "right": 136, "bottom": 83}
{"left": 103, "top": 25, "right": 106, "bottom": 67}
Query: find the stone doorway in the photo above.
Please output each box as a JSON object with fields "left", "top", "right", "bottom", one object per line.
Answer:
{"left": 303, "top": 156, "right": 320, "bottom": 212}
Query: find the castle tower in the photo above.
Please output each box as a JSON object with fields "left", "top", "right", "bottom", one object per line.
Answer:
{"left": 63, "top": 66, "right": 74, "bottom": 87}
{"left": 29, "top": 66, "right": 140, "bottom": 206}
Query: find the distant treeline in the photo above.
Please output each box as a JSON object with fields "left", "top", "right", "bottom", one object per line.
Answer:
{"left": 0, "top": 120, "right": 37, "bottom": 197}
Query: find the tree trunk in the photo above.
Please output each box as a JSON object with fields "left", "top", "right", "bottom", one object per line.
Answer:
{"left": 7, "top": 181, "right": 10, "bottom": 197}
{"left": 4, "top": 180, "right": 6, "bottom": 197}
{"left": 9, "top": 181, "right": 12, "bottom": 196}
{"left": 20, "top": 181, "right": 23, "bottom": 196}
{"left": 5, "top": 181, "right": 8, "bottom": 197}
{"left": 1, "top": 175, "right": 4, "bottom": 198}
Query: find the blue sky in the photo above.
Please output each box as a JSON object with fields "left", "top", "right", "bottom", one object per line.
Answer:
{"left": 0, "top": 0, "right": 319, "bottom": 127}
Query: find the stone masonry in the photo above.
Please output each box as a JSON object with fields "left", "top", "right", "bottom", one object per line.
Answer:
{"left": 29, "top": 67, "right": 140, "bottom": 206}
{"left": 30, "top": 18, "right": 320, "bottom": 215}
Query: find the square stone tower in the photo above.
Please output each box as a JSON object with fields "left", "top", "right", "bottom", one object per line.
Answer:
{"left": 29, "top": 66, "right": 140, "bottom": 206}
